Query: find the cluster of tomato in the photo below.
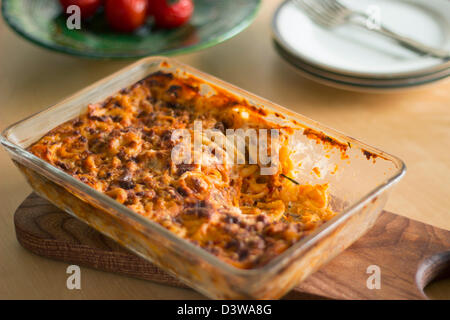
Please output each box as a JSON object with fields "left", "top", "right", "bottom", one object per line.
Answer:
{"left": 59, "top": 0, "right": 194, "bottom": 32}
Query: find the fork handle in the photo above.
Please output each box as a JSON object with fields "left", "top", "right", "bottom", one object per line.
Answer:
{"left": 351, "top": 17, "right": 450, "bottom": 59}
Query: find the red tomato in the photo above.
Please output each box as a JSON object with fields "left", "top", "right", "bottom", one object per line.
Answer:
{"left": 146, "top": 0, "right": 156, "bottom": 17}
{"left": 59, "top": 0, "right": 102, "bottom": 19}
{"left": 151, "top": 0, "right": 194, "bottom": 29}
{"left": 105, "top": 0, "right": 148, "bottom": 32}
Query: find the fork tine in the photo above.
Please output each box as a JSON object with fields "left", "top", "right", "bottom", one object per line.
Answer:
{"left": 293, "top": 0, "right": 325, "bottom": 24}
{"left": 324, "top": 0, "right": 349, "bottom": 15}
{"left": 294, "top": 0, "right": 336, "bottom": 27}
{"left": 321, "top": 0, "right": 340, "bottom": 12}
{"left": 297, "top": 0, "right": 345, "bottom": 26}
{"left": 310, "top": 0, "right": 347, "bottom": 21}
{"left": 305, "top": 0, "right": 337, "bottom": 20}
{"left": 328, "top": 0, "right": 347, "bottom": 11}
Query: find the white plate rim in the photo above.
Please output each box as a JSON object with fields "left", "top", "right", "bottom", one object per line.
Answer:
{"left": 272, "top": 0, "right": 450, "bottom": 79}
{"left": 274, "top": 40, "right": 450, "bottom": 91}
{"left": 274, "top": 39, "right": 450, "bottom": 85}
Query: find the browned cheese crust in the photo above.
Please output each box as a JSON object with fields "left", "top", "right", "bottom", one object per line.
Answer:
{"left": 29, "top": 71, "right": 337, "bottom": 269}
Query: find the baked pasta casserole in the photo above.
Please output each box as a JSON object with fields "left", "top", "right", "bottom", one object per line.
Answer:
{"left": 29, "top": 71, "right": 337, "bottom": 269}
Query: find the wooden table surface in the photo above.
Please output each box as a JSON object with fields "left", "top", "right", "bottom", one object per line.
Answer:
{"left": 0, "top": 0, "right": 449, "bottom": 299}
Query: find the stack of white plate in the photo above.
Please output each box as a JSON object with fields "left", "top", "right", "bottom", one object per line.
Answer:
{"left": 272, "top": 0, "right": 450, "bottom": 91}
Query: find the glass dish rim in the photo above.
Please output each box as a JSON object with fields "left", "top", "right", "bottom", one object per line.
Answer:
{"left": 0, "top": 56, "right": 407, "bottom": 278}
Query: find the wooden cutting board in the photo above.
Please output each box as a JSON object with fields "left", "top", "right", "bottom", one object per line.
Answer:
{"left": 14, "top": 193, "right": 450, "bottom": 299}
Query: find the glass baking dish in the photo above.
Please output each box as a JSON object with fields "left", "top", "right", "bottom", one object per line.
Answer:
{"left": 1, "top": 56, "right": 405, "bottom": 299}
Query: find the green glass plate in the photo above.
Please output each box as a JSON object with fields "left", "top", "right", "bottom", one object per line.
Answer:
{"left": 2, "top": 0, "right": 260, "bottom": 59}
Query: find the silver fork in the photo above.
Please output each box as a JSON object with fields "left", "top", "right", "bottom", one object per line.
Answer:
{"left": 293, "top": 0, "right": 450, "bottom": 59}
